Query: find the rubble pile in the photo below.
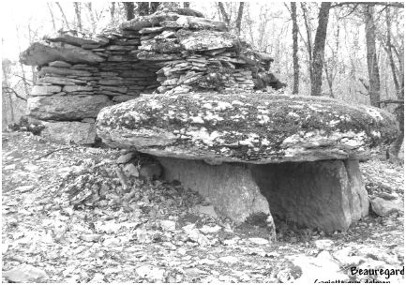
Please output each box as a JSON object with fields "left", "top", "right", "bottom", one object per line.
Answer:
{"left": 20, "top": 7, "right": 285, "bottom": 145}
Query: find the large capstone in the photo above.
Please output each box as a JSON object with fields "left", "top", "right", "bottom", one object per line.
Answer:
{"left": 96, "top": 92, "right": 398, "bottom": 232}
{"left": 96, "top": 93, "right": 398, "bottom": 162}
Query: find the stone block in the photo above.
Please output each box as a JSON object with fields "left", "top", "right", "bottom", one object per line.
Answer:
{"left": 250, "top": 159, "right": 369, "bottom": 232}
{"left": 41, "top": 121, "right": 96, "bottom": 145}
{"left": 157, "top": 157, "right": 272, "bottom": 226}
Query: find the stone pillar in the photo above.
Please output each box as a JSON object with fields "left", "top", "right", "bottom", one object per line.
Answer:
{"left": 158, "top": 157, "right": 368, "bottom": 233}
{"left": 251, "top": 159, "right": 369, "bottom": 232}
{"left": 157, "top": 157, "right": 271, "bottom": 224}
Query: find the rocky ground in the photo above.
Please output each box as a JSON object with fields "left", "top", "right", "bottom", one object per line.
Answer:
{"left": 2, "top": 132, "right": 404, "bottom": 283}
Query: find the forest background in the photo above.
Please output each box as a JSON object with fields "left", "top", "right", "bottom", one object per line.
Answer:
{"left": 1, "top": 1, "right": 404, "bottom": 156}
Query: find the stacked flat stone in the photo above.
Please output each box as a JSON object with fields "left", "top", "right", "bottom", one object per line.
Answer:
{"left": 122, "top": 10, "right": 260, "bottom": 94}
{"left": 20, "top": 8, "right": 278, "bottom": 145}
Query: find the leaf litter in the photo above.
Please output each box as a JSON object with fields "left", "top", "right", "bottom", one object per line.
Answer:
{"left": 1, "top": 132, "right": 404, "bottom": 283}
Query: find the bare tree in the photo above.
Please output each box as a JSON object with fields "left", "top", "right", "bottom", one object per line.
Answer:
{"left": 311, "top": 2, "right": 331, "bottom": 96}
{"left": 364, "top": 4, "right": 381, "bottom": 107}
{"left": 235, "top": 3, "right": 245, "bottom": 36}
{"left": 55, "top": 2, "right": 71, "bottom": 30}
{"left": 217, "top": 2, "right": 230, "bottom": 27}
{"left": 288, "top": 2, "right": 300, "bottom": 94}
{"left": 301, "top": 3, "right": 313, "bottom": 82}
{"left": 46, "top": 3, "right": 57, "bottom": 31}
{"left": 73, "top": 2, "right": 82, "bottom": 31}
{"left": 137, "top": 2, "right": 149, "bottom": 16}
{"left": 124, "top": 2, "right": 135, "bottom": 20}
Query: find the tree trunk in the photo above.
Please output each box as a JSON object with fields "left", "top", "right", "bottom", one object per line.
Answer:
{"left": 73, "top": 2, "right": 82, "bottom": 32}
{"left": 150, "top": 2, "right": 160, "bottom": 14}
{"left": 311, "top": 2, "right": 331, "bottom": 96}
{"left": 235, "top": 2, "right": 245, "bottom": 36}
{"left": 85, "top": 3, "right": 97, "bottom": 34}
{"left": 217, "top": 2, "right": 230, "bottom": 28}
{"left": 364, "top": 4, "right": 380, "bottom": 107}
{"left": 46, "top": 3, "right": 57, "bottom": 31}
{"left": 301, "top": 3, "right": 313, "bottom": 85}
{"left": 290, "top": 2, "right": 299, "bottom": 94}
{"left": 124, "top": 2, "right": 135, "bottom": 20}
{"left": 137, "top": 2, "right": 149, "bottom": 16}
{"left": 55, "top": 2, "right": 70, "bottom": 30}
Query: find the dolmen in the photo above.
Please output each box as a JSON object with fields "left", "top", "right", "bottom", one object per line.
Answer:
{"left": 96, "top": 92, "right": 398, "bottom": 235}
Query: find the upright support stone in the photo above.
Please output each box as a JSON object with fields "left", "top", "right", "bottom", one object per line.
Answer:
{"left": 157, "top": 157, "right": 272, "bottom": 224}
{"left": 251, "top": 159, "right": 369, "bottom": 232}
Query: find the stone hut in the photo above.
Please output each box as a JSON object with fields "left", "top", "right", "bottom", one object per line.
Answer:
{"left": 20, "top": 7, "right": 285, "bottom": 145}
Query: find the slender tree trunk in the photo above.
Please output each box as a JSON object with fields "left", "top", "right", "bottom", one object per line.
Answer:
{"left": 137, "top": 2, "right": 149, "bottom": 16}
{"left": 301, "top": 3, "right": 313, "bottom": 84}
{"left": 47, "top": 3, "right": 57, "bottom": 31}
{"left": 235, "top": 2, "right": 245, "bottom": 36}
{"left": 73, "top": 2, "right": 82, "bottom": 32}
{"left": 385, "top": 9, "right": 400, "bottom": 95}
{"left": 290, "top": 2, "right": 299, "bottom": 94}
{"left": 217, "top": 2, "right": 230, "bottom": 27}
{"left": 364, "top": 4, "right": 380, "bottom": 107}
{"left": 85, "top": 3, "right": 97, "bottom": 34}
{"left": 311, "top": 2, "right": 331, "bottom": 96}
{"left": 55, "top": 2, "right": 70, "bottom": 30}
{"left": 150, "top": 2, "right": 160, "bottom": 14}
{"left": 124, "top": 2, "right": 135, "bottom": 20}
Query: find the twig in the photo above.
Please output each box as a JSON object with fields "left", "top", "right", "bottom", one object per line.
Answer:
{"left": 35, "top": 147, "right": 73, "bottom": 160}
{"left": 2, "top": 86, "right": 27, "bottom": 101}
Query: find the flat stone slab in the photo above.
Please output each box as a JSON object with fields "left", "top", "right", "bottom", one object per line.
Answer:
{"left": 28, "top": 94, "right": 113, "bottom": 120}
{"left": 96, "top": 93, "right": 398, "bottom": 163}
{"left": 41, "top": 121, "right": 96, "bottom": 145}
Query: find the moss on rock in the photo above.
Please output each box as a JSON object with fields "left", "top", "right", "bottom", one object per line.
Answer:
{"left": 96, "top": 92, "right": 398, "bottom": 163}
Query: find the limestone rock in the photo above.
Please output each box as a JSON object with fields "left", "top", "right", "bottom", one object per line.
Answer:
{"left": 41, "top": 121, "right": 97, "bottom": 145}
{"left": 370, "top": 197, "right": 404, "bottom": 216}
{"left": 20, "top": 42, "right": 104, "bottom": 66}
{"left": 252, "top": 160, "right": 369, "bottom": 232}
{"left": 96, "top": 93, "right": 398, "bottom": 163}
{"left": 3, "top": 264, "right": 48, "bottom": 283}
{"left": 158, "top": 157, "right": 273, "bottom": 225}
{"left": 44, "top": 33, "right": 101, "bottom": 47}
{"left": 178, "top": 30, "right": 237, "bottom": 51}
{"left": 31, "top": 85, "right": 62, "bottom": 96}
{"left": 39, "top": 66, "right": 92, "bottom": 77}
{"left": 28, "top": 94, "right": 112, "bottom": 120}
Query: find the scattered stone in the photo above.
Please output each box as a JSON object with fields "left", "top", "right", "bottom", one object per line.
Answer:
{"left": 116, "top": 152, "right": 135, "bottom": 164}
{"left": 3, "top": 264, "right": 48, "bottom": 283}
{"left": 79, "top": 234, "right": 102, "bottom": 242}
{"left": 314, "top": 239, "right": 334, "bottom": 250}
{"left": 160, "top": 220, "right": 177, "bottom": 232}
{"left": 288, "top": 251, "right": 349, "bottom": 283}
{"left": 15, "top": 185, "right": 35, "bottom": 193}
{"left": 123, "top": 163, "right": 139, "bottom": 177}
{"left": 219, "top": 256, "right": 239, "bottom": 264}
{"left": 370, "top": 197, "right": 404, "bottom": 216}
{"left": 193, "top": 205, "right": 219, "bottom": 219}
{"left": 248, "top": 237, "right": 269, "bottom": 245}
{"left": 182, "top": 224, "right": 210, "bottom": 246}
{"left": 199, "top": 225, "right": 222, "bottom": 234}
{"left": 136, "top": 265, "right": 165, "bottom": 282}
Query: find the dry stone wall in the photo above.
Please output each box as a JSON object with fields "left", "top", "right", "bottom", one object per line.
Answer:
{"left": 21, "top": 7, "right": 284, "bottom": 145}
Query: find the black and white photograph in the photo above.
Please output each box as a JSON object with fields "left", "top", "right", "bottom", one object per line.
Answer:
{"left": 1, "top": 0, "right": 404, "bottom": 283}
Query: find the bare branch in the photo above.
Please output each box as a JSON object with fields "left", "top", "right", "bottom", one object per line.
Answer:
{"left": 2, "top": 86, "right": 27, "bottom": 101}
